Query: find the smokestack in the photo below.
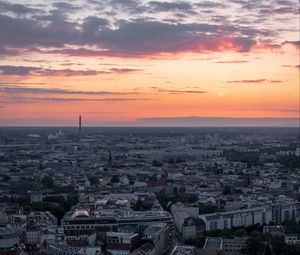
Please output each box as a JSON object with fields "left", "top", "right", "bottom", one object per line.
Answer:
{"left": 79, "top": 115, "right": 82, "bottom": 135}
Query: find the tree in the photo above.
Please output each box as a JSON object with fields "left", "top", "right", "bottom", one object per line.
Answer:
{"left": 110, "top": 175, "right": 120, "bottom": 183}
{"left": 272, "top": 240, "right": 286, "bottom": 255}
{"left": 1, "top": 174, "right": 11, "bottom": 182}
{"left": 185, "top": 238, "right": 206, "bottom": 249}
{"left": 199, "top": 204, "right": 217, "bottom": 214}
{"left": 133, "top": 199, "right": 153, "bottom": 211}
{"left": 246, "top": 231, "right": 265, "bottom": 255}
{"left": 152, "top": 160, "right": 163, "bottom": 167}
{"left": 233, "top": 229, "right": 247, "bottom": 237}
{"left": 220, "top": 229, "right": 233, "bottom": 239}
{"left": 222, "top": 185, "right": 232, "bottom": 195}
{"left": 23, "top": 205, "right": 32, "bottom": 212}
{"left": 41, "top": 175, "right": 54, "bottom": 188}
{"left": 283, "top": 243, "right": 300, "bottom": 255}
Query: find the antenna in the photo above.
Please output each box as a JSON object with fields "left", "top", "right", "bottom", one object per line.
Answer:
{"left": 79, "top": 115, "right": 82, "bottom": 138}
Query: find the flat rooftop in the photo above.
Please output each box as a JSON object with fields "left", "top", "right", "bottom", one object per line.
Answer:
{"left": 204, "top": 237, "right": 222, "bottom": 249}
{"left": 170, "top": 245, "right": 195, "bottom": 255}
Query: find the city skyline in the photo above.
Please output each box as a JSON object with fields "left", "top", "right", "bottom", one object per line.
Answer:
{"left": 0, "top": 0, "right": 299, "bottom": 126}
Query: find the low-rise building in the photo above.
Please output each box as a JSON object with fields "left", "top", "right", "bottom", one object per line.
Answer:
{"left": 106, "top": 232, "right": 140, "bottom": 255}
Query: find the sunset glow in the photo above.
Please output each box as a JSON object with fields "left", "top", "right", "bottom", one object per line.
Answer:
{"left": 0, "top": 0, "right": 299, "bottom": 126}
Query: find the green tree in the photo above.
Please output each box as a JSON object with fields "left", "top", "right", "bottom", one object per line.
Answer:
{"left": 233, "top": 229, "right": 247, "bottom": 237}
{"left": 110, "top": 175, "right": 120, "bottom": 183}
{"left": 283, "top": 243, "right": 300, "bottom": 255}
{"left": 185, "top": 238, "right": 206, "bottom": 248}
{"left": 222, "top": 185, "right": 232, "bottom": 195}
{"left": 1, "top": 174, "right": 11, "bottom": 182}
{"left": 152, "top": 160, "right": 163, "bottom": 167}
{"left": 41, "top": 175, "right": 54, "bottom": 188}
{"left": 220, "top": 229, "right": 233, "bottom": 239}
{"left": 246, "top": 231, "right": 265, "bottom": 255}
{"left": 272, "top": 240, "right": 286, "bottom": 255}
{"left": 199, "top": 204, "right": 217, "bottom": 214}
{"left": 23, "top": 205, "right": 32, "bottom": 212}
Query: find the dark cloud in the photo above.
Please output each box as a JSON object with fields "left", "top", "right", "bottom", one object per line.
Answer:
{"left": 109, "top": 68, "right": 141, "bottom": 73}
{"left": 1, "top": 96, "right": 150, "bottom": 104}
{"left": 215, "top": 60, "right": 249, "bottom": 63}
{"left": 136, "top": 116, "right": 298, "bottom": 127}
{"left": 51, "top": 2, "right": 81, "bottom": 12}
{"left": 82, "top": 19, "right": 257, "bottom": 56}
{"left": 260, "top": 6, "right": 299, "bottom": 15}
{"left": 0, "top": 12, "right": 266, "bottom": 57}
{"left": 226, "top": 79, "right": 285, "bottom": 84}
{"left": 82, "top": 16, "right": 109, "bottom": 35}
{"left": 0, "top": 65, "right": 40, "bottom": 75}
{"left": 281, "top": 64, "right": 300, "bottom": 70}
{"left": 151, "top": 87, "right": 208, "bottom": 94}
{"left": 273, "top": 0, "right": 296, "bottom": 6}
{"left": 148, "top": 1, "right": 194, "bottom": 12}
{"left": 88, "top": 0, "right": 146, "bottom": 14}
{"left": 0, "top": 65, "right": 141, "bottom": 76}
{"left": 0, "top": 1, "right": 296, "bottom": 58}
{"left": 227, "top": 79, "right": 267, "bottom": 83}
{"left": 0, "top": 65, "right": 100, "bottom": 76}
{"left": 195, "top": 1, "right": 227, "bottom": 8}
{"left": 284, "top": 40, "right": 300, "bottom": 48}
{"left": 0, "top": 14, "right": 79, "bottom": 49}
{"left": 0, "top": 1, "right": 43, "bottom": 14}
{"left": 0, "top": 86, "right": 139, "bottom": 96}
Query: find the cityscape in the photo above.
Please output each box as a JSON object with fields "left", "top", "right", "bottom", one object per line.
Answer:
{"left": 0, "top": 123, "right": 299, "bottom": 254}
{"left": 0, "top": 0, "right": 299, "bottom": 254}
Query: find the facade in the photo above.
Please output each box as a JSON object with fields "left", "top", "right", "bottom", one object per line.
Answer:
{"left": 170, "top": 245, "right": 196, "bottom": 255}
{"left": 199, "top": 203, "right": 299, "bottom": 231}
{"left": 222, "top": 238, "right": 247, "bottom": 255}
{"left": 106, "top": 232, "right": 140, "bottom": 255}
{"left": 62, "top": 208, "right": 173, "bottom": 244}
{"left": 285, "top": 234, "right": 300, "bottom": 245}
{"left": 182, "top": 217, "right": 206, "bottom": 241}
{"left": 200, "top": 237, "right": 223, "bottom": 255}
{"left": 0, "top": 226, "right": 20, "bottom": 255}
{"left": 26, "top": 211, "right": 57, "bottom": 245}
{"left": 171, "top": 205, "right": 203, "bottom": 241}
{"left": 41, "top": 240, "right": 102, "bottom": 255}
{"left": 143, "top": 223, "right": 172, "bottom": 255}
{"left": 200, "top": 237, "right": 247, "bottom": 255}
{"left": 41, "top": 241, "right": 82, "bottom": 255}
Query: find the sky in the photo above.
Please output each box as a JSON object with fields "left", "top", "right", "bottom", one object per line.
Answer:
{"left": 0, "top": 0, "right": 299, "bottom": 126}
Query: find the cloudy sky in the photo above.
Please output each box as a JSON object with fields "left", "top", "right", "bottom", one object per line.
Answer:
{"left": 0, "top": 0, "right": 299, "bottom": 126}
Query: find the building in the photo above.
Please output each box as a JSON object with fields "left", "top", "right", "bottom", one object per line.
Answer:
{"left": 222, "top": 238, "right": 247, "bottom": 255}
{"left": 199, "top": 237, "right": 223, "bottom": 255}
{"left": 284, "top": 224, "right": 300, "bottom": 245}
{"left": 171, "top": 204, "right": 205, "bottom": 241}
{"left": 143, "top": 223, "right": 172, "bottom": 255}
{"left": 62, "top": 208, "right": 173, "bottom": 243}
{"left": 182, "top": 217, "right": 206, "bottom": 241}
{"left": 199, "top": 203, "right": 299, "bottom": 231}
{"left": 0, "top": 226, "right": 20, "bottom": 255}
{"left": 129, "top": 242, "right": 154, "bottom": 255}
{"left": 170, "top": 245, "right": 196, "bottom": 255}
{"left": 26, "top": 211, "right": 57, "bottom": 246}
{"left": 199, "top": 237, "right": 248, "bottom": 255}
{"left": 106, "top": 232, "right": 140, "bottom": 255}
{"left": 263, "top": 225, "right": 284, "bottom": 241}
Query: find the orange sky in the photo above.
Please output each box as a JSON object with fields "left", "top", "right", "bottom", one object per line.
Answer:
{"left": 0, "top": 0, "right": 299, "bottom": 126}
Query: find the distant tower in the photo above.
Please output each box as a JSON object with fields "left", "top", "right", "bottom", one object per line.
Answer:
{"left": 79, "top": 115, "right": 82, "bottom": 138}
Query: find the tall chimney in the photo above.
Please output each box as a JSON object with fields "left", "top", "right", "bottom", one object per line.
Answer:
{"left": 79, "top": 115, "right": 82, "bottom": 135}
